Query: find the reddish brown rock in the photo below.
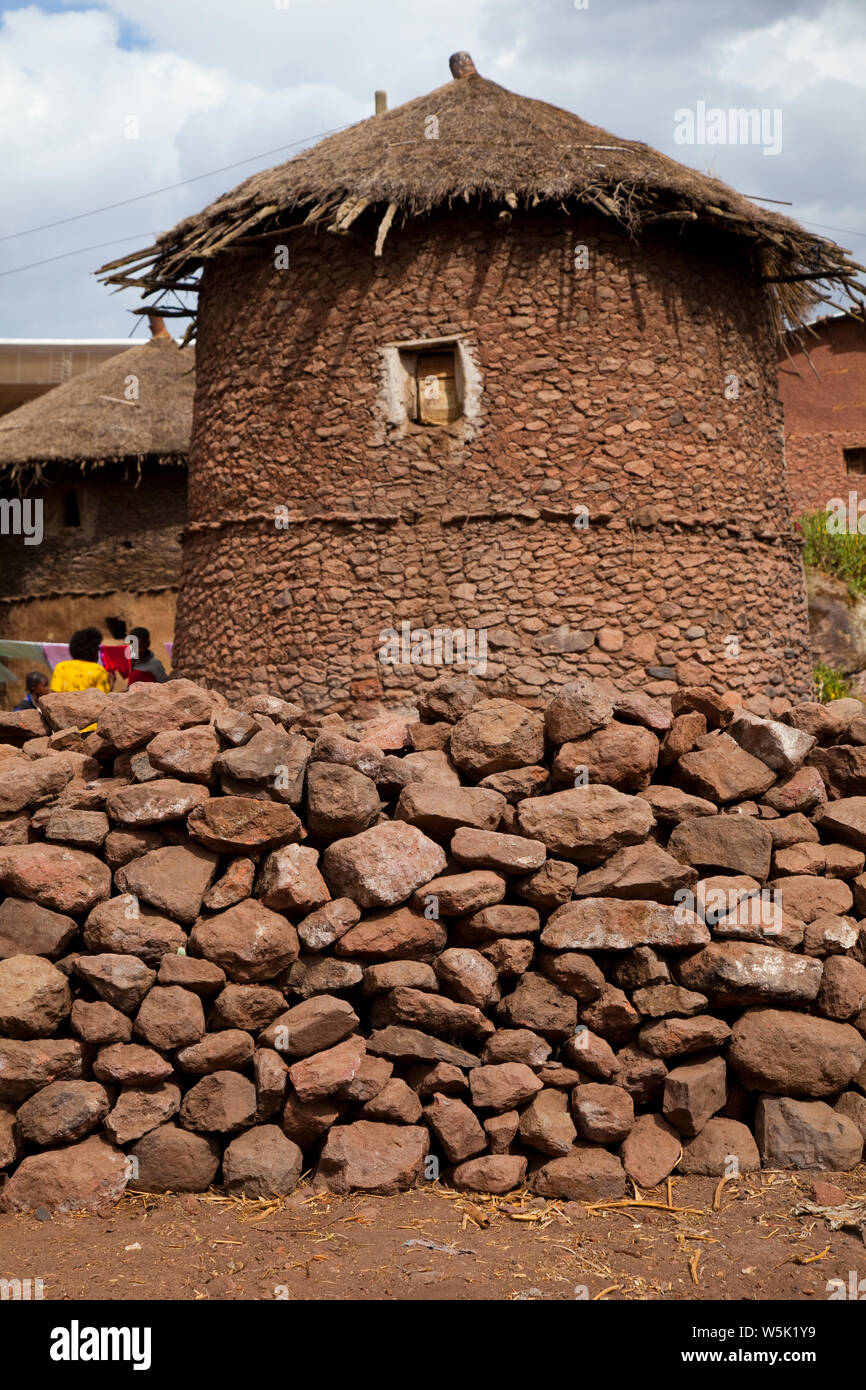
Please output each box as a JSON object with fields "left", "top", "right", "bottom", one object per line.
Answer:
{"left": 395, "top": 783, "right": 506, "bottom": 840}
{"left": 322, "top": 821, "right": 447, "bottom": 908}
{"left": 579, "top": 984, "right": 640, "bottom": 1044}
{"left": 412, "top": 869, "right": 506, "bottom": 918}
{"left": 0, "top": 954, "right": 71, "bottom": 1037}
{"left": 222, "top": 1125, "right": 303, "bottom": 1198}
{"left": 0, "top": 1038, "right": 83, "bottom": 1101}
{"left": 288, "top": 955, "right": 363, "bottom": 998}
{"left": 680, "top": 1117, "right": 760, "bottom": 1175}
{"left": 115, "top": 843, "right": 220, "bottom": 926}
{"left": 179, "top": 1070, "right": 257, "bottom": 1133}
{"left": 406, "top": 1061, "right": 467, "bottom": 1098}
{"left": 361, "top": 960, "right": 439, "bottom": 996}
{"left": 532, "top": 1145, "right": 626, "bottom": 1201}
{"left": 174, "top": 1029, "right": 254, "bottom": 1074}
{"left": 450, "top": 826, "right": 546, "bottom": 874}
{"left": 458, "top": 904, "right": 541, "bottom": 944}
{"left": 768, "top": 874, "right": 853, "bottom": 924}
{"left": 452, "top": 1154, "right": 527, "bottom": 1193}
{"left": 373, "top": 987, "right": 493, "bottom": 1041}
{"left": 663, "top": 1056, "right": 727, "bottom": 1136}
{"left": 0, "top": 898, "right": 78, "bottom": 960}
{"left": 210, "top": 983, "right": 285, "bottom": 1031}
{"left": 572, "top": 1083, "right": 634, "bottom": 1143}
{"left": 434, "top": 948, "right": 499, "bottom": 1008}
{"left": 188, "top": 796, "right": 302, "bottom": 854}
{"left": 257, "top": 844, "right": 330, "bottom": 914}
{"left": 128, "top": 1121, "right": 221, "bottom": 1192}
{"left": 562, "top": 1027, "right": 620, "bottom": 1081}
{"left": 544, "top": 679, "right": 613, "bottom": 744}
{"left": 631, "top": 983, "right": 707, "bottom": 1018}
{"left": 254, "top": 1048, "right": 289, "bottom": 1119}
{"left": 146, "top": 724, "right": 221, "bottom": 784}
{"left": 667, "top": 814, "right": 773, "bottom": 881}
{"left": 670, "top": 687, "right": 734, "bottom": 729}
{"left": 481, "top": 1028, "right": 551, "bottom": 1067}
{"left": 678, "top": 742, "right": 775, "bottom": 803}
{"left": 0, "top": 844, "right": 111, "bottom": 914}
{"left": 190, "top": 899, "right": 299, "bottom": 982}
{"left": 755, "top": 1096, "right": 863, "bottom": 1170}
{"left": 616, "top": 1046, "right": 668, "bottom": 1106}
{"left": 763, "top": 765, "right": 827, "bottom": 815}
{"left": 729, "top": 1008, "right": 866, "bottom": 1096}
{"left": 675, "top": 942, "right": 823, "bottom": 1007}
{"left": 469, "top": 1062, "right": 542, "bottom": 1112}
{"left": 542, "top": 897, "right": 708, "bottom": 953}
{"left": 804, "top": 914, "right": 860, "bottom": 957}
{"left": 515, "top": 858, "right": 578, "bottom": 910}
{"left": 93, "top": 1043, "right": 174, "bottom": 1086}
{"left": 157, "top": 954, "right": 225, "bottom": 995}
{"left": 335, "top": 906, "right": 445, "bottom": 962}
{"left": 619, "top": 1113, "right": 682, "bottom": 1188}
{"left": 424, "top": 1092, "right": 486, "bottom": 1162}
{"left": 305, "top": 761, "right": 381, "bottom": 839}
{"left": 75, "top": 952, "right": 156, "bottom": 1013}
{"left": 361, "top": 1077, "right": 422, "bottom": 1124}
{"left": 553, "top": 721, "right": 659, "bottom": 792}
{"left": 449, "top": 699, "right": 545, "bottom": 779}
{"left": 0, "top": 754, "right": 74, "bottom": 815}
{"left": 97, "top": 679, "right": 218, "bottom": 751}
{"left": 539, "top": 951, "right": 604, "bottom": 1002}
{"left": 813, "top": 797, "right": 866, "bottom": 850}
{"left": 638, "top": 1015, "right": 731, "bottom": 1058}
{"left": 83, "top": 898, "right": 186, "bottom": 966}
{"left": 497, "top": 972, "right": 577, "bottom": 1039}
{"left": 260, "top": 994, "right": 359, "bottom": 1057}
{"left": 16, "top": 1080, "right": 109, "bottom": 1146}
{"left": 288, "top": 1036, "right": 365, "bottom": 1101}
{"left": 106, "top": 778, "right": 210, "bottom": 827}
{"left": 280, "top": 1093, "right": 345, "bottom": 1147}
{"left": 45, "top": 808, "right": 109, "bottom": 850}
{"left": 519, "top": 1087, "right": 577, "bottom": 1156}
{"left": 70, "top": 998, "right": 132, "bottom": 1044}
{"left": 817, "top": 956, "right": 866, "bottom": 1021}
{"left": 316, "top": 1120, "right": 429, "bottom": 1194}
{"left": 104, "top": 1083, "right": 182, "bottom": 1145}
{"left": 364, "top": 1026, "right": 478, "bottom": 1071}
{"left": 517, "top": 786, "right": 654, "bottom": 865}
{"left": 479, "top": 938, "right": 535, "bottom": 978}
{"left": 2, "top": 1134, "right": 128, "bottom": 1213}
{"left": 202, "top": 858, "right": 255, "bottom": 911}
{"left": 297, "top": 897, "right": 362, "bottom": 953}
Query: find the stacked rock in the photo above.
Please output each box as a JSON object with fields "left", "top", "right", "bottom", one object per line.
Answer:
{"left": 0, "top": 674, "right": 865, "bottom": 1212}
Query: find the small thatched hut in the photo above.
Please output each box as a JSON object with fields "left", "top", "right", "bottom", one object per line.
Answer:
{"left": 0, "top": 322, "right": 193, "bottom": 694}
{"left": 104, "top": 53, "right": 865, "bottom": 709}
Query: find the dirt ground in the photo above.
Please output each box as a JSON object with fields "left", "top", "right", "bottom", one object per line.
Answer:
{"left": 2, "top": 1167, "right": 865, "bottom": 1302}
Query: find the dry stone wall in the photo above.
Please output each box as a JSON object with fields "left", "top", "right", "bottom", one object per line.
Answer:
{"left": 1, "top": 673, "right": 865, "bottom": 1212}
{"left": 174, "top": 207, "right": 810, "bottom": 707}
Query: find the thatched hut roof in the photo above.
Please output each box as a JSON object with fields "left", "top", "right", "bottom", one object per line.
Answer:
{"left": 0, "top": 335, "right": 194, "bottom": 488}
{"left": 101, "top": 53, "right": 864, "bottom": 334}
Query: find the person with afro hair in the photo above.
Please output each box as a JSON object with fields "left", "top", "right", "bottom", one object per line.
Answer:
{"left": 49, "top": 627, "right": 111, "bottom": 694}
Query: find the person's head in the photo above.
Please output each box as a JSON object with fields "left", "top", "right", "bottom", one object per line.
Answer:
{"left": 25, "top": 671, "right": 49, "bottom": 700}
{"left": 68, "top": 627, "right": 102, "bottom": 664}
{"left": 128, "top": 626, "right": 151, "bottom": 660}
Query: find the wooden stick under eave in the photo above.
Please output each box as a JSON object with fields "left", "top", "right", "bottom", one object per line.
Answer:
{"left": 374, "top": 202, "right": 397, "bottom": 257}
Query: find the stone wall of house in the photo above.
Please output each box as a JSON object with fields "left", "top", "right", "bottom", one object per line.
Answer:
{"left": 174, "top": 206, "right": 811, "bottom": 708}
{"left": 779, "top": 316, "right": 866, "bottom": 519}
{"left": 0, "top": 460, "right": 186, "bottom": 602}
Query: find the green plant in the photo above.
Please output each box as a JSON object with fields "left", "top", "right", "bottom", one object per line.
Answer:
{"left": 799, "top": 508, "right": 866, "bottom": 598}
{"left": 814, "top": 662, "right": 852, "bottom": 703}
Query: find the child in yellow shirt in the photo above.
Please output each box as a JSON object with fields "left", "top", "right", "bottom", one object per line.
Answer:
{"left": 49, "top": 627, "right": 111, "bottom": 694}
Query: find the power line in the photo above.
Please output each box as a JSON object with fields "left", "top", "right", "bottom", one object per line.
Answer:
{"left": 0, "top": 120, "right": 355, "bottom": 244}
{"left": 0, "top": 233, "right": 163, "bottom": 278}
{"left": 801, "top": 219, "right": 866, "bottom": 241}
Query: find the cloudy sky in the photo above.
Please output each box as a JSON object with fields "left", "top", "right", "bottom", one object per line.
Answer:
{"left": 1, "top": 0, "right": 864, "bottom": 337}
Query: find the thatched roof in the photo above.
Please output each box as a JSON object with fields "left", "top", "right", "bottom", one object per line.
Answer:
{"left": 0, "top": 336, "right": 194, "bottom": 488}
{"left": 101, "top": 53, "right": 864, "bottom": 334}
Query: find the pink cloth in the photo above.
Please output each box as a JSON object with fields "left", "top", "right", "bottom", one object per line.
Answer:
{"left": 41, "top": 643, "right": 70, "bottom": 671}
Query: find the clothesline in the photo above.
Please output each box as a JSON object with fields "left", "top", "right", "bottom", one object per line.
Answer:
{"left": 0, "top": 639, "right": 173, "bottom": 684}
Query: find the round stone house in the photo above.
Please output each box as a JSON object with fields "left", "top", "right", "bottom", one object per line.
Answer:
{"left": 105, "top": 54, "right": 862, "bottom": 710}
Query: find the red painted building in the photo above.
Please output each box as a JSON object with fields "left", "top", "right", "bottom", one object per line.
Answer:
{"left": 779, "top": 313, "right": 866, "bottom": 518}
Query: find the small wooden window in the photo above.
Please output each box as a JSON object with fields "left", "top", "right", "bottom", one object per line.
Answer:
{"left": 63, "top": 491, "right": 81, "bottom": 527}
{"left": 416, "top": 350, "right": 460, "bottom": 425}
{"left": 844, "top": 447, "right": 866, "bottom": 475}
